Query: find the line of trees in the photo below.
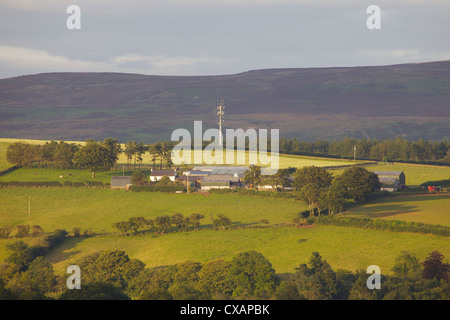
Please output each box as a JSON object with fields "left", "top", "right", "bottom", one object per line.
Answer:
{"left": 112, "top": 213, "right": 207, "bottom": 236}
{"left": 6, "top": 136, "right": 450, "bottom": 177}
{"left": 112, "top": 213, "right": 234, "bottom": 236}
{"left": 6, "top": 140, "right": 79, "bottom": 169}
{"left": 6, "top": 139, "right": 176, "bottom": 177}
{"left": 0, "top": 225, "right": 45, "bottom": 239}
{"left": 280, "top": 136, "right": 450, "bottom": 163}
{"left": 2, "top": 246, "right": 447, "bottom": 300}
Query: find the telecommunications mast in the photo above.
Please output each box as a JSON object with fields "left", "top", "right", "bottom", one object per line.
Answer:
{"left": 216, "top": 99, "right": 225, "bottom": 145}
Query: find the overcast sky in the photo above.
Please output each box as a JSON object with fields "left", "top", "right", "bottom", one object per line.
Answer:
{"left": 0, "top": 0, "right": 449, "bottom": 79}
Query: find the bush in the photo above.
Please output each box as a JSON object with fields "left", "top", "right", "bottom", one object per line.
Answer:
{"left": 0, "top": 226, "right": 13, "bottom": 239}
{"left": 62, "top": 181, "right": 85, "bottom": 188}
{"left": 16, "top": 225, "right": 30, "bottom": 238}
{"left": 83, "top": 180, "right": 104, "bottom": 187}
{"left": 312, "top": 215, "right": 450, "bottom": 236}
{"left": 131, "top": 171, "right": 147, "bottom": 186}
{"left": 0, "top": 181, "right": 62, "bottom": 188}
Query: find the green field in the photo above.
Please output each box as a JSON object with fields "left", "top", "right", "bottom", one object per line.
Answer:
{"left": 46, "top": 224, "right": 449, "bottom": 277}
{"left": 0, "top": 167, "right": 135, "bottom": 184}
{"left": 0, "top": 188, "right": 300, "bottom": 232}
{"left": 0, "top": 188, "right": 448, "bottom": 277}
{"left": 342, "top": 193, "right": 450, "bottom": 226}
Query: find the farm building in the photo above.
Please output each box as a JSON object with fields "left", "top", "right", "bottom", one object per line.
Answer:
{"left": 183, "top": 170, "right": 210, "bottom": 177}
{"left": 378, "top": 176, "right": 400, "bottom": 192}
{"left": 373, "top": 171, "right": 405, "bottom": 189}
{"left": 192, "top": 166, "right": 249, "bottom": 178}
{"left": 150, "top": 169, "right": 177, "bottom": 182}
{"left": 111, "top": 176, "right": 132, "bottom": 189}
{"left": 177, "top": 175, "right": 203, "bottom": 188}
{"left": 200, "top": 174, "right": 241, "bottom": 190}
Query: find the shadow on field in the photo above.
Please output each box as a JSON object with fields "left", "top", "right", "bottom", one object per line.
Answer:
{"left": 343, "top": 203, "right": 420, "bottom": 219}
{"left": 360, "top": 204, "right": 419, "bottom": 218}
{"left": 376, "top": 193, "right": 450, "bottom": 204}
{"left": 47, "top": 236, "right": 85, "bottom": 264}
{"left": 344, "top": 193, "right": 450, "bottom": 218}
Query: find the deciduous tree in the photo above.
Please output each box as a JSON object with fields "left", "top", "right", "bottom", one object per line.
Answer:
{"left": 336, "top": 166, "right": 381, "bottom": 203}
{"left": 244, "top": 165, "right": 262, "bottom": 191}
{"left": 293, "top": 166, "right": 332, "bottom": 216}
{"left": 227, "top": 250, "right": 278, "bottom": 299}
{"left": 292, "top": 252, "right": 338, "bottom": 300}
{"left": 73, "top": 140, "right": 115, "bottom": 178}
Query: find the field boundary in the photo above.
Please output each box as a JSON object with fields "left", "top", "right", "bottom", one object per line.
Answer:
{"left": 0, "top": 165, "right": 20, "bottom": 176}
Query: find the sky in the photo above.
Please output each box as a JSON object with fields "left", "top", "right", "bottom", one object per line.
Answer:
{"left": 0, "top": 0, "right": 449, "bottom": 79}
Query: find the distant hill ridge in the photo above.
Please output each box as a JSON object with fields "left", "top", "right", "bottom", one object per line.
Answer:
{"left": 0, "top": 60, "right": 449, "bottom": 142}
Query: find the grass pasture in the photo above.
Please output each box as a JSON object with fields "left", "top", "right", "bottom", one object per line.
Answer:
{"left": 0, "top": 188, "right": 301, "bottom": 232}
{"left": 0, "top": 188, "right": 448, "bottom": 277}
{"left": 46, "top": 224, "right": 449, "bottom": 277}
{"left": 342, "top": 193, "right": 450, "bottom": 226}
{"left": 0, "top": 167, "right": 134, "bottom": 184}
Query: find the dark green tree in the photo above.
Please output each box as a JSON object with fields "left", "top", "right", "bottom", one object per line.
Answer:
{"left": 149, "top": 142, "right": 171, "bottom": 169}
{"left": 77, "top": 250, "right": 145, "bottom": 290}
{"left": 0, "top": 225, "right": 13, "bottom": 239}
{"left": 15, "top": 225, "right": 29, "bottom": 238}
{"left": 22, "top": 256, "right": 56, "bottom": 294}
{"left": 124, "top": 141, "right": 137, "bottom": 170}
{"left": 0, "top": 279, "right": 17, "bottom": 300}
{"left": 244, "top": 165, "right": 262, "bottom": 191}
{"left": 348, "top": 268, "right": 381, "bottom": 300}
{"left": 5, "top": 241, "right": 35, "bottom": 271}
{"left": 189, "top": 213, "right": 205, "bottom": 231}
{"left": 73, "top": 140, "right": 114, "bottom": 178}
{"left": 101, "top": 138, "right": 122, "bottom": 168}
{"left": 291, "top": 252, "right": 338, "bottom": 300}
{"left": 336, "top": 166, "right": 381, "bottom": 203}
{"left": 128, "top": 217, "right": 148, "bottom": 234}
{"left": 391, "top": 251, "right": 422, "bottom": 279}
{"left": 335, "top": 269, "right": 358, "bottom": 300}
{"left": 167, "top": 282, "right": 202, "bottom": 300}
{"left": 171, "top": 213, "right": 185, "bottom": 232}
{"left": 6, "top": 142, "right": 40, "bottom": 167}
{"left": 322, "top": 178, "right": 347, "bottom": 215}
{"left": 293, "top": 166, "right": 333, "bottom": 216}
{"left": 198, "top": 260, "right": 233, "bottom": 299}
{"left": 212, "top": 214, "right": 232, "bottom": 229}
{"left": 227, "top": 250, "right": 278, "bottom": 299}
{"left": 58, "top": 282, "right": 131, "bottom": 300}
{"left": 173, "top": 261, "right": 203, "bottom": 285}
{"left": 155, "top": 215, "right": 172, "bottom": 234}
{"left": 53, "top": 141, "right": 79, "bottom": 169}
{"left": 422, "top": 251, "right": 449, "bottom": 282}
{"left": 112, "top": 221, "right": 134, "bottom": 236}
